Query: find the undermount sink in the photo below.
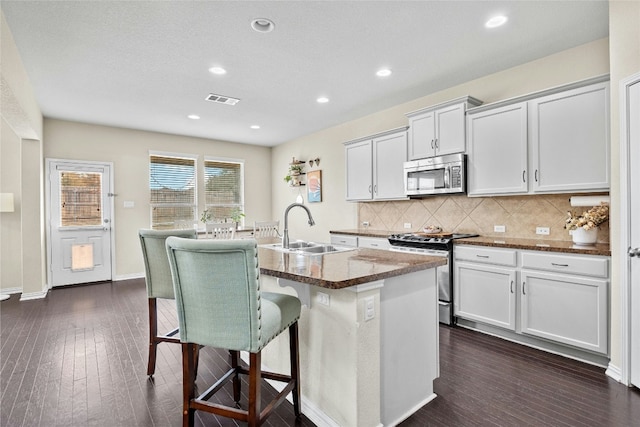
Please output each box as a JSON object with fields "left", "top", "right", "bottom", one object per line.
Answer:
{"left": 259, "top": 241, "right": 355, "bottom": 255}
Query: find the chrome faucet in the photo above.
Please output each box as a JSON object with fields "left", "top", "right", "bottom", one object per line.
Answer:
{"left": 282, "top": 202, "right": 316, "bottom": 249}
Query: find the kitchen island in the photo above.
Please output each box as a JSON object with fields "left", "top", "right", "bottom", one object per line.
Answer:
{"left": 256, "top": 244, "right": 446, "bottom": 427}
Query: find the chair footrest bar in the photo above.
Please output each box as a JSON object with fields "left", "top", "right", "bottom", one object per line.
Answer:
{"left": 197, "top": 368, "right": 238, "bottom": 401}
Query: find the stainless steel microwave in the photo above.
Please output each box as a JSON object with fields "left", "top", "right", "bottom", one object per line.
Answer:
{"left": 404, "top": 153, "right": 466, "bottom": 197}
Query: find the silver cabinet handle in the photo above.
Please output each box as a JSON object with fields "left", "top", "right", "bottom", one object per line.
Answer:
{"left": 430, "top": 139, "right": 435, "bottom": 149}
{"left": 373, "top": 185, "right": 377, "bottom": 194}
{"left": 523, "top": 170, "right": 526, "bottom": 183}
{"left": 522, "top": 281, "right": 526, "bottom": 295}
{"left": 510, "top": 280, "right": 514, "bottom": 294}
{"left": 629, "top": 247, "right": 640, "bottom": 258}
{"left": 434, "top": 138, "right": 439, "bottom": 149}
{"left": 535, "top": 169, "right": 539, "bottom": 182}
{"left": 368, "top": 185, "right": 372, "bottom": 194}
{"left": 371, "top": 243, "right": 379, "bottom": 247}
{"left": 552, "top": 263, "right": 569, "bottom": 267}
{"left": 476, "top": 255, "right": 489, "bottom": 258}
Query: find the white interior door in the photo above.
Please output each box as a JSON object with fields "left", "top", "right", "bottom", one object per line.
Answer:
{"left": 628, "top": 79, "right": 640, "bottom": 389}
{"left": 47, "top": 160, "right": 113, "bottom": 286}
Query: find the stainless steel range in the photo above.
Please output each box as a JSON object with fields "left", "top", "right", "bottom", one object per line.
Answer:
{"left": 388, "top": 232, "right": 478, "bottom": 325}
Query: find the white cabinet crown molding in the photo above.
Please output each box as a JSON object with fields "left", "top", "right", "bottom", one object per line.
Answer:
{"left": 467, "top": 74, "right": 610, "bottom": 114}
{"left": 405, "top": 95, "right": 483, "bottom": 118}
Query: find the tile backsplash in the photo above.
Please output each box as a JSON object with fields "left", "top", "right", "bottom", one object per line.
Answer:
{"left": 358, "top": 193, "right": 610, "bottom": 243}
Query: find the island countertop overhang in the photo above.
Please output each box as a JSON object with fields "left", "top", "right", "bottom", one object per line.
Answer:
{"left": 258, "top": 246, "right": 446, "bottom": 289}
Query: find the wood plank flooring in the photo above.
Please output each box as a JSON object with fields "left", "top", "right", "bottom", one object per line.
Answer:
{"left": 2, "top": 278, "right": 639, "bottom": 426}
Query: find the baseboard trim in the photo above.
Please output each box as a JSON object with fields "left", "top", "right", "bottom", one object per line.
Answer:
{"left": 114, "top": 273, "right": 144, "bottom": 281}
{"left": 605, "top": 362, "right": 624, "bottom": 384}
{"left": 19, "top": 289, "right": 49, "bottom": 301}
{"left": 0, "top": 287, "right": 22, "bottom": 296}
{"left": 385, "top": 392, "right": 437, "bottom": 427}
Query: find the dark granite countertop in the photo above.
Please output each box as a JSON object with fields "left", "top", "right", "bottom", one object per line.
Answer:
{"left": 258, "top": 246, "right": 446, "bottom": 290}
{"left": 455, "top": 236, "right": 611, "bottom": 256}
{"left": 329, "top": 229, "right": 398, "bottom": 238}
{"left": 329, "top": 229, "right": 611, "bottom": 256}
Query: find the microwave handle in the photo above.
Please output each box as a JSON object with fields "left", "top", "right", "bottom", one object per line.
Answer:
{"left": 444, "top": 166, "right": 450, "bottom": 188}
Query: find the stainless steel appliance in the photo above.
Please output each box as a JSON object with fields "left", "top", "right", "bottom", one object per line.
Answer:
{"left": 404, "top": 153, "right": 466, "bottom": 197}
{"left": 388, "top": 232, "right": 478, "bottom": 325}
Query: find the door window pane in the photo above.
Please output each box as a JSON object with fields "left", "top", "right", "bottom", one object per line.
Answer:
{"left": 59, "top": 171, "right": 102, "bottom": 226}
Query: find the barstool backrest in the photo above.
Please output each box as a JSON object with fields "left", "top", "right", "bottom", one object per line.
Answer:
{"left": 166, "top": 238, "right": 266, "bottom": 352}
{"left": 205, "top": 222, "right": 236, "bottom": 239}
{"left": 139, "top": 228, "right": 197, "bottom": 299}
{"left": 253, "top": 220, "right": 280, "bottom": 238}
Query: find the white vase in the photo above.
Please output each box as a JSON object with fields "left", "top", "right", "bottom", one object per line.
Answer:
{"left": 572, "top": 227, "right": 598, "bottom": 245}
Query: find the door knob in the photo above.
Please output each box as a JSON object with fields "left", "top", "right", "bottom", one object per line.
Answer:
{"left": 629, "top": 247, "right": 640, "bottom": 258}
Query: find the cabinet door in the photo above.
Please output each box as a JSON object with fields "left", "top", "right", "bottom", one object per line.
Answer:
{"left": 467, "top": 102, "right": 529, "bottom": 196}
{"left": 330, "top": 234, "right": 358, "bottom": 247}
{"left": 358, "top": 236, "right": 391, "bottom": 250}
{"left": 434, "top": 102, "right": 467, "bottom": 156}
{"left": 345, "top": 140, "right": 373, "bottom": 201}
{"left": 530, "top": 82, "right": 610, "bottom": 192}
{"left": 520, "top": 270, "right": 608, "bottom": 354}
{"left": 408, "top": 112, "right": 435, "bottom": 160}
{"left": 454, "top": 262, "right": 517, "bottom": 330}
{"left": 373, "top": 131, "right": 408, "bottom": 200}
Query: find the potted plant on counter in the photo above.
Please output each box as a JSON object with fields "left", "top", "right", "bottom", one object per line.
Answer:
{"left": 564, "top": 202, "right": 609, "bottom": 245}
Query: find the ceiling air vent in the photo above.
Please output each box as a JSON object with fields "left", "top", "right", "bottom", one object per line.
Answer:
{"left": 205, "top": 93, "right": 240, "bottom": 106}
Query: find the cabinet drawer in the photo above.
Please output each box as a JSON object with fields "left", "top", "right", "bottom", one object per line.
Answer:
{"left": 358, "top": 237, "right": 391, "bottom": 250}
{"left": 454, "top": 245, "right": 517, "bottom": 267}
{"left": 521, "top": 251, "right": 608, "bottom": 278}
{"left": 330, "top": 234, "right": 358, "bottom": 247}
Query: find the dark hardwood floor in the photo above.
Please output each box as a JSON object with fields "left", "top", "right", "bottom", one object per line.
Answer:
{"left": 2, "top": 279, "right": 639, "bottom": 426}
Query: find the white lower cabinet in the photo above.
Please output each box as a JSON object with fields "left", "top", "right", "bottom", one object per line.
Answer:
{"left": 455, "top": 262, "right": 516, "bottom": 330}
{"left": 520, "top": 250, "right": 609, "bottom": 354}
{"left": 330, "top": 234, "right": 358, "bottom": 247}
{"left": 454, "top": 245, "right": 609, "bottom": 357}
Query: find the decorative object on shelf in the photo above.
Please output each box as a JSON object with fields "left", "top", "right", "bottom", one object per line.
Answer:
{"left": 285, "top": 157, "right": 306, "bottom": 186}
{"left": 307, "top": 170, "right": 322, "bottom": 203}
{"left": 564, "top": 202, "right": 609, "bottom": 245}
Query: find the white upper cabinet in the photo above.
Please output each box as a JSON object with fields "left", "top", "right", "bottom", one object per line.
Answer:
{"left": 344, "top": 128, "right": 408, "bottom": 201}
{"left": 466, "top": 76, "right": 610, "bottom": 196}
{"left": 530, "top": 81, "right": 610, "bottom": 192}
{"left": 345, "top": 139, "right": 373, "bottom": 201}
{"left": 467, "top": 102, "right": 529, "bottom": 196}
{"left": 406, "top": 96, "right": 482, "bottom": 160}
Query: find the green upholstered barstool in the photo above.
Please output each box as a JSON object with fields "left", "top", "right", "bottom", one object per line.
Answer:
{"left": 138, "top": 228, "right": 197, "bottom": 377}
{"left": 165, "top": 237, "right": 301, "bottom": 427}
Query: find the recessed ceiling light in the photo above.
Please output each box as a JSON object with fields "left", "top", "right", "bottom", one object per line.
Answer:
{"left": 209, "top": 66, "right": 227, "bottom": 75}
{"left": 485, "top": 15, "right": 508, "bottom": 28}
{"left": 317, "top": 97, "right": 329, "bottom": 104}
{"left": 250, "top": 125, "right": 260, "bottom": 129}
{"left": 187, "top": 114, "right": 200, "bottom": 120}
{"left": 251, "top": 18, "right": 275, "bottom": 33}
{"left": 376, "top": 68, "right": 392, "bottom": 77}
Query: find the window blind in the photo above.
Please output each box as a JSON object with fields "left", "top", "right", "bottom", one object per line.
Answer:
{"left": 149, "top": 155, "right": 196, "bottom": 229}
{"left": 204, "top": 160, "right": 243, "bottom": 222}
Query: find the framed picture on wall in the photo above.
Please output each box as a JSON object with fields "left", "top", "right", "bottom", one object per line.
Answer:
{"left": 307, "top": 170, "right": 322, "bottom": 203}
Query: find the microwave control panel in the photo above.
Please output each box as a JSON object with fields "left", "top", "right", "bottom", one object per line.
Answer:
{"left": 451, "top": 166, "right": 462, "bottom": 188}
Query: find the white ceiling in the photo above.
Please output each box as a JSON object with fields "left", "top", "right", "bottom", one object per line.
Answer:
{"left": 1, "top": 1, "right": 608, "bottom": 147}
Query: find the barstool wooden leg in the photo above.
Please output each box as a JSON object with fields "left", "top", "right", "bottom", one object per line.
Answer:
{"left": 147, "top": 298, "right": 158, "bottom": 376}
{"left": 289, "top": 322, "right": 301, "bottom": 417}
{"left": 248, "top": 352, "right": 261, "bottom": 427}
{"left": 182, "top": 343, "right": 196, "bottom": 427}
{"left": 230, "top": 350, "right": 241, "bottom": 404}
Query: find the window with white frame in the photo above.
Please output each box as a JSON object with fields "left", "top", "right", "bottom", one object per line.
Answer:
{"left": 203, "top": 158, "right": 244, "bottom": 225}
{"left": 149, "top": 153, "right": 197, "bottom": 229}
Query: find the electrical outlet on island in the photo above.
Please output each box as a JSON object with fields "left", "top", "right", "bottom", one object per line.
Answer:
{"left": 404, "top": 223, "right": 412, "bottom": 229}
